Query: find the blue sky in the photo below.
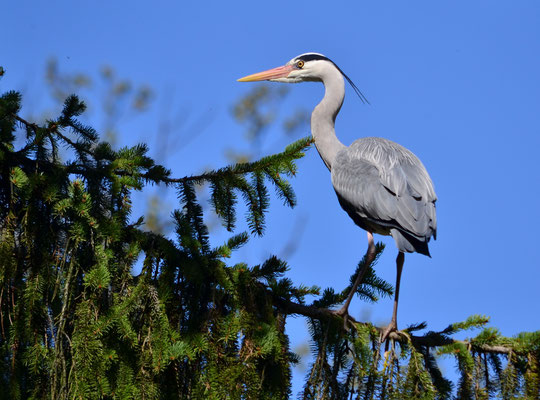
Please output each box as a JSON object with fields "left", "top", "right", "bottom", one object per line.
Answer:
{"left": 4, "top": 0, "right": 540, "bottom": 393}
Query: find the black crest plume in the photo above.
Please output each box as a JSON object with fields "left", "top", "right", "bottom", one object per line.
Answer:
{"left": 297, "top": 53, "right": 370, "bottom": 104}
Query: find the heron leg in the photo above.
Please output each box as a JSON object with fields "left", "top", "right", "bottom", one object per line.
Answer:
{"left": 334, "top": 231, "right": 376, "bottom": 323}
{"left": 381, "top": 251, "right": 404, "bottom": 342}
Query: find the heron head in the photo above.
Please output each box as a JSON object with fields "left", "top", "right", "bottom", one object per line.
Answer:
{"left": 237, "top": 53, "right": 333, "bottom": 83}
{"left": 238, "top": 52, "right": 369, "bottom": 103}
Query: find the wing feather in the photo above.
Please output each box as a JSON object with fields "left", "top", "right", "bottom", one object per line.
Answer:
{"left": 331, "top": 137, "right": 437, "bottom": 254}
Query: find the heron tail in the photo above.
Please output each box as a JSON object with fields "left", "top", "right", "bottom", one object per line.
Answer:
{"left": 390, "top": 228, "right": 431, "bottom": 257}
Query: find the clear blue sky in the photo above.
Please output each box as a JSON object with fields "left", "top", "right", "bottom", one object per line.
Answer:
{"left": 4, "top": 0, "right": 540, "bottom": 394}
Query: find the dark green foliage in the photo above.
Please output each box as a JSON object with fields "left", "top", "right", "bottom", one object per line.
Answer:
{"left": 0, "top": 89, "right": 312, "bottom": 399}
{"left": 1, "top": 84, "right": 539, "bottom": 400}
{"left": 301, "top": 312, "right": 539, "bottom": 400}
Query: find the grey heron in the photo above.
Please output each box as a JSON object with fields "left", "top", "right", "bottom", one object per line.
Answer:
{"left": 238, "top": 53, "right": 437, "bottom": 340}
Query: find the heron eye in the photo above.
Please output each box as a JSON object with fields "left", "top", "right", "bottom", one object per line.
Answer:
{"left": 296, "top": 60, "right": 305, "bottom": 69}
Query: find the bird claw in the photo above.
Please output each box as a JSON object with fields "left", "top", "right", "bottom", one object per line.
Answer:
{"left": 331, "top": 307, "right": 351, "bottom": 331}
{"left": 380, "top": 320, "right": 398, "bottom": 343}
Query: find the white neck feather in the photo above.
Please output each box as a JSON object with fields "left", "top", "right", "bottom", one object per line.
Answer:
{"left": 311, "top": 66, "right": 346, "bottom": 170}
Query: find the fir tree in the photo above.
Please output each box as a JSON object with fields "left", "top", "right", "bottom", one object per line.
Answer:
{"left": 0, "top": 68, "right": 539, "bottom": 399}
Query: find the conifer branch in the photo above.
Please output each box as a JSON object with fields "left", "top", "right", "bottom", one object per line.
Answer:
{"left": 12, "top": 113, "right": 88, "bottom": 153}
{"left": 12, "top": 114, "right": 40, "bottom": 131}
{"left": 269, "top": 292, "right": 515, "bottom": 355}
{"left": 11, "top": 111, "right": 314, "bottom": 186}
{"left": 153, "top": 136, "right": 314, "bottom": 185}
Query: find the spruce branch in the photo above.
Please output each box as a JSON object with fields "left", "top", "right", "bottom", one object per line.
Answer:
{"left": 267, "top": 292, "right": 520, "bottom": 356}
{"left": 11, "top": 109, "right": 313, "bottom": 189}
{"left": 164, "top": 135, "right": 314, "bottom": 185}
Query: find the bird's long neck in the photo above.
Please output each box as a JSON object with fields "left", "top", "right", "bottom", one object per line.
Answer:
{"left": 311, "top": 69, "right": 346, "bottom": 170}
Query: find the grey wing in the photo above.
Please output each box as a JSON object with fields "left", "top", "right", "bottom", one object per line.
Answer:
{"left": 331, "top": 137, "right": 437, "bottom": 255}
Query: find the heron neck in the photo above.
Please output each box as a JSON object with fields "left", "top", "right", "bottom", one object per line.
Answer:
{"left": 311, "top": 70, "right": 346, "bottom": 171}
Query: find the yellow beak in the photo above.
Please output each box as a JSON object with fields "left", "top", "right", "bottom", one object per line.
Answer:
{"left": 237, "top": 64, "right": 294, "bottom": 82}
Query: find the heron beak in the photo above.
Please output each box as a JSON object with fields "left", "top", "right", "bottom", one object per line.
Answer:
{"left": 237, "top": 65, "right": 294, "bottom": 82}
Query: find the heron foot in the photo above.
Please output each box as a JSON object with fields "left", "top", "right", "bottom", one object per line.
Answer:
{"left": 332, "top": 306, "right": 351, "bottom": 330}
{"left": 380, "top": 319, "right": 398, "bottom": 342}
